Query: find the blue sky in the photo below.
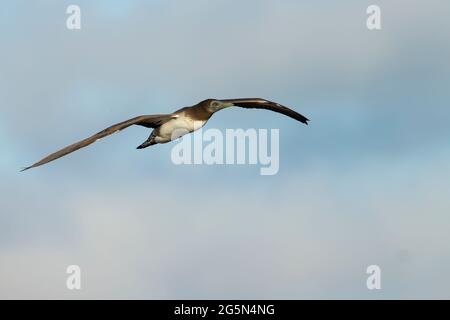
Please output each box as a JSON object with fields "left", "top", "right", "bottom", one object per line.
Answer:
{"left": 1, "top": 0, "right": 450, "bottom": 298}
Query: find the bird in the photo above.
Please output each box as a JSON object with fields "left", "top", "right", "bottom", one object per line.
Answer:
{"left": 21, "top": 98, "right": 309, "bottom": 171}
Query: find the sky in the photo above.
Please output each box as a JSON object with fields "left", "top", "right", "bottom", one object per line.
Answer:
{"left": 1, "top": 0, "right": 450, "bottom": 299}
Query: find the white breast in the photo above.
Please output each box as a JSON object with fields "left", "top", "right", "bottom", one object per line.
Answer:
{"left": 156, "top": 115, "right": 206, "bottom": 142}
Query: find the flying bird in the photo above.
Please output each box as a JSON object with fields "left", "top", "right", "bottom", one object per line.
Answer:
{"left": 21, "top": 98, "right": 309, "bottom": 171}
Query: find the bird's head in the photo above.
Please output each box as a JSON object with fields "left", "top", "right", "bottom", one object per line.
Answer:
{"left": 204, "top": 99, "right": 234, "bottom": 113}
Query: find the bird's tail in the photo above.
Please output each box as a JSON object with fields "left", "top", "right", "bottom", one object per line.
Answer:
{"left": 136, "top": 137, "right": 157, "bottom": 149}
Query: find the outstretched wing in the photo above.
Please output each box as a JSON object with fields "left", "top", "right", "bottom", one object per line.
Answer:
{"left": 21, "top": 114, "right": 177, "bottom": 171}
{"left": 219, "top": 98, "right": 309, "bottom": 124}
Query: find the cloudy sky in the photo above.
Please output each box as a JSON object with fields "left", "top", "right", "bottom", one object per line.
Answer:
{"left": 1, "top": 0, "right": 450, "bottom": 299}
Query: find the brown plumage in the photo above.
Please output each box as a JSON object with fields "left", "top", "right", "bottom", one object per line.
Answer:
{"left": 220, "top": 98, "right": 309, "bottom": 124}
{"left": 22, "top": 98, "right": 309, "bottom": 171}
{"left": 21, "top": 115, "right": 176, "bottom": 171}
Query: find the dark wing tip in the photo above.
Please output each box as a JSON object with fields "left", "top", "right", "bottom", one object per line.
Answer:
{"left": 224, "top": 98, "right": 310, "bottom": 125}
{"left": 294, "top": 113, "right": 309, "bottom": 125}
{"left": 20, "top": 166, "right": 32, "bottom": 172}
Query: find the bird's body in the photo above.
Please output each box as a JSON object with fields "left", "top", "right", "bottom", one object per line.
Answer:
{"left": 22, "top": 98, "right": 309, "bottom": 171}
{"left": 155, "top": 110, "right": 208, "bottom": 143}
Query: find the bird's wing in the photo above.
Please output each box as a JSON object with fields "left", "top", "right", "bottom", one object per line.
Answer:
{"left": 21, "top": 114, "right": 177, "bottom": 171}
{"left": 219, "top": 98, "right": 309, "bottom": 124}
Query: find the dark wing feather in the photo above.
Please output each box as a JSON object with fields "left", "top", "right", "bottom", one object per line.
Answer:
{"left": 219, "top": 98, "right": 309, "bottom": 124}
{"left": 21, "top": 114, "right": 176, "bottom": 171}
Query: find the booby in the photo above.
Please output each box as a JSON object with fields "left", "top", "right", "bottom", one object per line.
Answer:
{"left": 21, "top": 98, "right": 309, "bottom": 171}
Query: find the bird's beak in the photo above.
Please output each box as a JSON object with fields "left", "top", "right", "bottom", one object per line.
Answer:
{"left": 219, "top": 101, "right": 234, "bottom": 108}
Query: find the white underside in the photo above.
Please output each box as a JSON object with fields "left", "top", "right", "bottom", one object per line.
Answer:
{"left": 155, "top": 115, "right": 206, "bottom": 143}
